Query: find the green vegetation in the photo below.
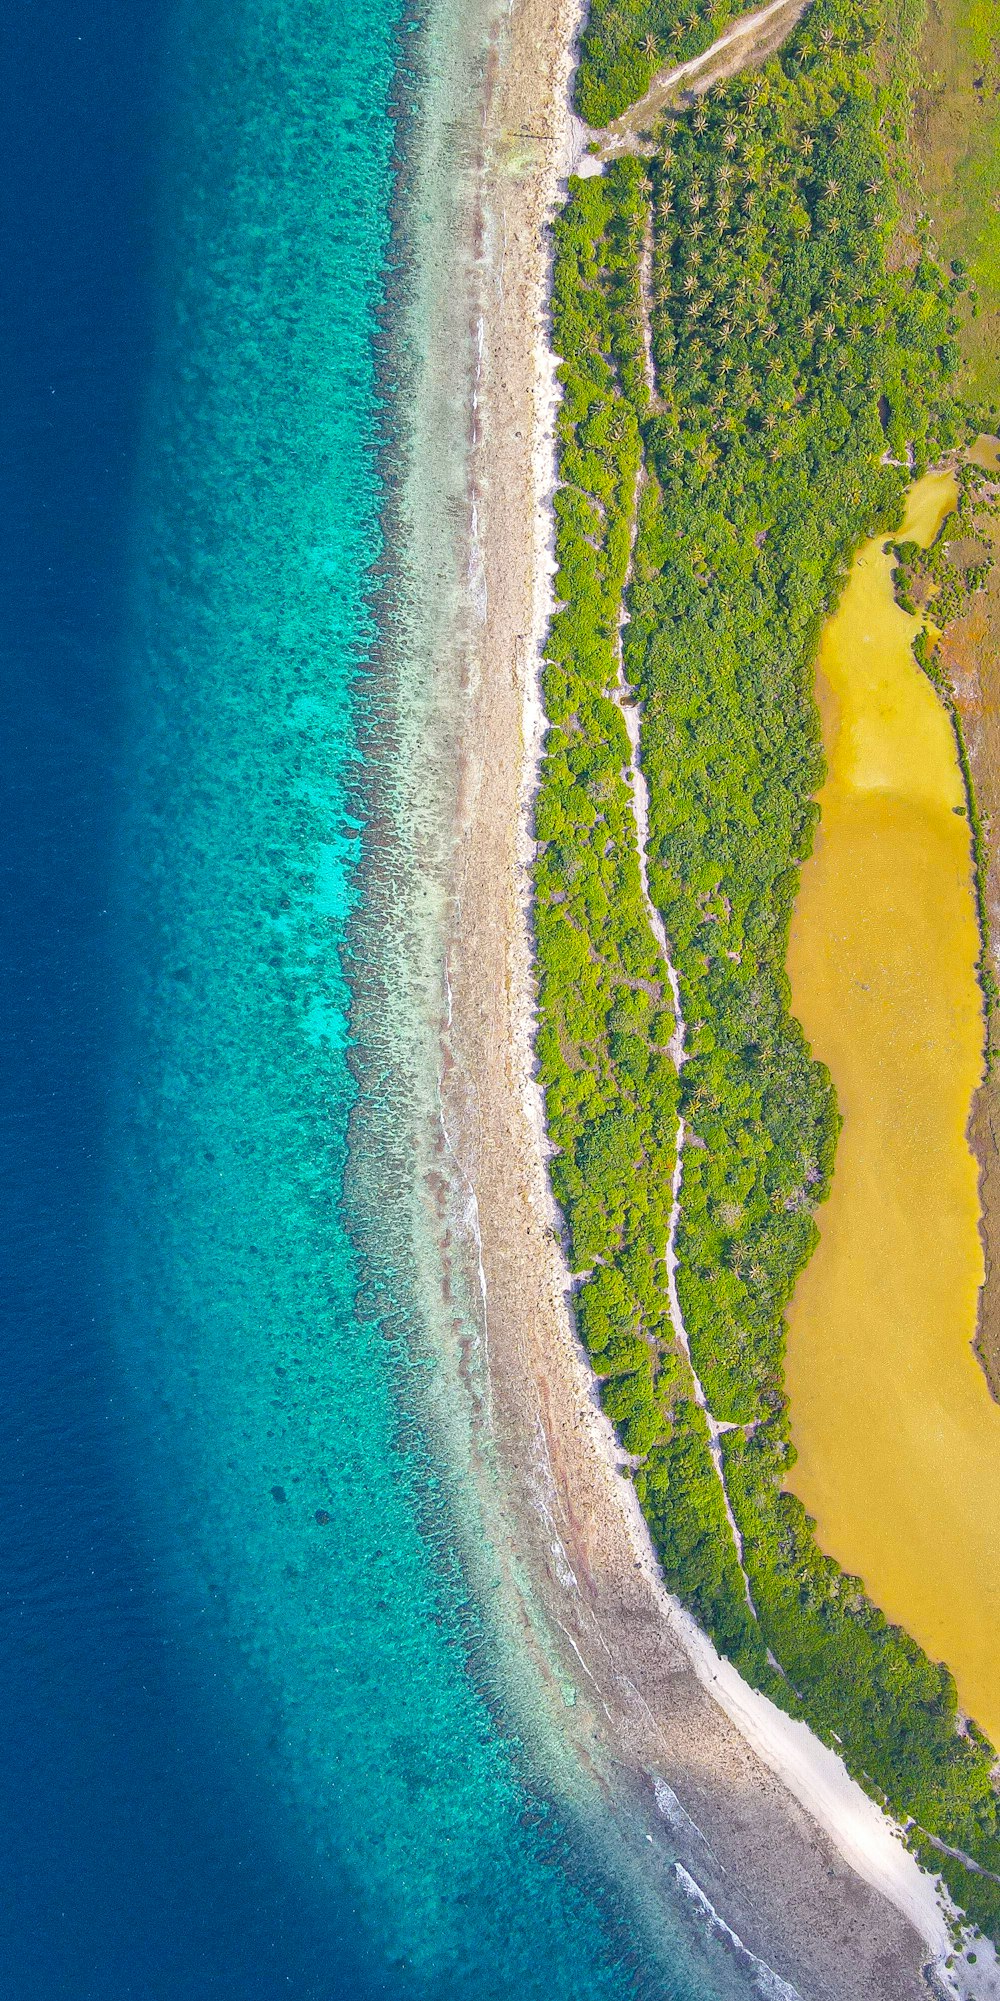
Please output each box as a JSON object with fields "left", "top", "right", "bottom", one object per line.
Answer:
{"left": 538, "top": 166, "right": 681, "bottom": 1472}
{"left": 908, "top": 0, "right": 1000, "bottom": 410}
{"left": 892, "top": 463, "right": 998, "bottom": 619}
{"left": 576, "top": 0, "right": 736, "bottom": 125}
{"left": 641, "top": 1405, "right": 782, "bottom": 1682}
{"left": 892, "top": 462, "right": 1000, "bottom": 1030}
{"left": 536, "top": 0, "right": 1000, "bottom": 1940}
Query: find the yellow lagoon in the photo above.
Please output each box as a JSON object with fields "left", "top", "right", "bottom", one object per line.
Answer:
{"left": 785, "top": 471, "right": 1000, "bottom": 1745}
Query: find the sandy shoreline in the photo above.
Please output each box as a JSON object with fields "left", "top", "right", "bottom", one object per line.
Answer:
{"left": 422, "top": 1, "right": 1000, "bottom": 1994}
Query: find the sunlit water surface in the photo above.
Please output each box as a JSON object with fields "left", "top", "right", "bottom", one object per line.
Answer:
{"left": 0, "top": 0, "right": 755, "bottom": 1994}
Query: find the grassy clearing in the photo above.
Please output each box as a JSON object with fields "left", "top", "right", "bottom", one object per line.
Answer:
{"left": 909, "top": 0, "right": 1000, "bottom": 412}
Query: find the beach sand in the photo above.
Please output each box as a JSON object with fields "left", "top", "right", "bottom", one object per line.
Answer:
{"left": 421, "top": 1, "right": 1000, "bottom": 1994}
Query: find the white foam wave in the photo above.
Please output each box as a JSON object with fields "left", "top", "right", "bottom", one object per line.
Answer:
{"left": 653, "top": 1776, "right": 719, "bottom": 1867}
{"left": 674, "top": 1864, "right": 803, "bottom": 2001}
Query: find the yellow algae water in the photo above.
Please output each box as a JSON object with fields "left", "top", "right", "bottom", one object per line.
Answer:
{"left": 785, "top": 470, "right": 1000, "bottom": 1746}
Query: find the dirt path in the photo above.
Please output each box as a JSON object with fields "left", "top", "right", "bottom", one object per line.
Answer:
{"left": 610, "top": 622, "right": 759, "bottom": 1601}
{"left": 586, "top": 0, "right": 809, "bottom": 160}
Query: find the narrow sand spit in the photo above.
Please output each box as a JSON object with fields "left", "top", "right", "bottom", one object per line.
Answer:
{"left": 432, "top": 0, "right": 1000, "bottom": 1993}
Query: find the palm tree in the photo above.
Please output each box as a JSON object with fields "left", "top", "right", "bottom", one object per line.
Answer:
{"left": 642, "top": 31, "right": 657, "bottom": 57}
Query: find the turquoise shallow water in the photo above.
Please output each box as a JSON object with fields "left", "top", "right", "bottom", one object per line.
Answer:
{"left": 0, "top": 0, "right": 756, "bottom": 1989}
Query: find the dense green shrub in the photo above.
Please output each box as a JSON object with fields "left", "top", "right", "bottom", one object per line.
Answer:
{"left": 639, "top": 1400, "right": 780, "bottom": 1684}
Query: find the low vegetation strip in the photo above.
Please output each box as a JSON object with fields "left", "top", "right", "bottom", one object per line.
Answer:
{"left": 895, "top": 461, "right": 1000, "bottom": 1034}
{"left": 535, "top": 0, "right": 1000, "bottom": 1944}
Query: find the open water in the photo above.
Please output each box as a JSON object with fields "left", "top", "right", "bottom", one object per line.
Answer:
{"left": 0, "top": 1, "right": 749, "bottom": 1995}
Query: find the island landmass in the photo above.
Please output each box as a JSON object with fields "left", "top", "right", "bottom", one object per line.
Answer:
{"left": 431, "top": 0, "right": 1000, "bottom": 1988}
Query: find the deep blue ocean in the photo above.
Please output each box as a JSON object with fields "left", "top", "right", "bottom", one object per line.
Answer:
{"left": 0, "top": 3, "right": 738, "bottom": 1995}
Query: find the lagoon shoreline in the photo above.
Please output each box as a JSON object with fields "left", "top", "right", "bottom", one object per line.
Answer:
{"left": 426, "top": 0, "right": 983, "bottom": 1993}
